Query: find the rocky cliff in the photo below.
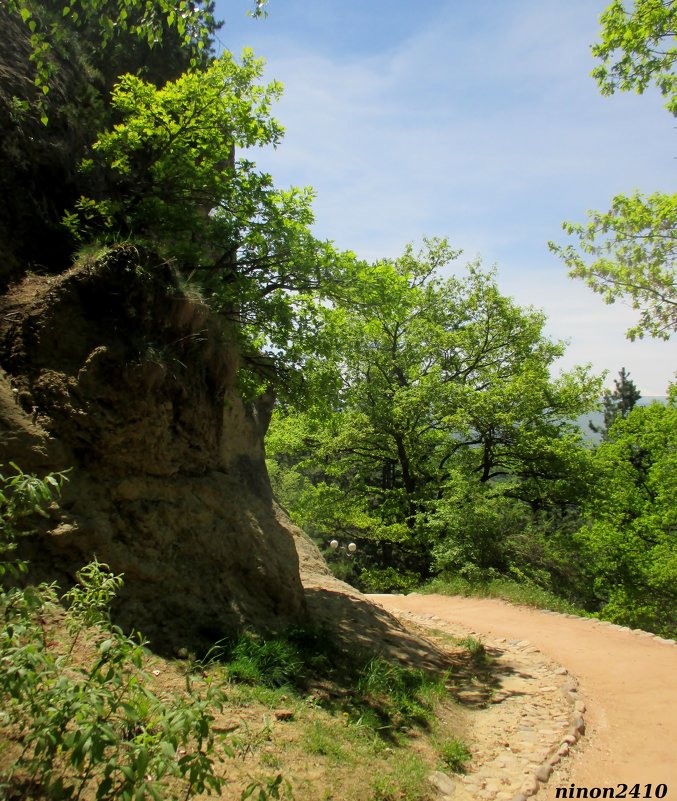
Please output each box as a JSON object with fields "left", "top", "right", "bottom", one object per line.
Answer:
{"left": 0, "top": 245, "right": 307, "bottom": 652}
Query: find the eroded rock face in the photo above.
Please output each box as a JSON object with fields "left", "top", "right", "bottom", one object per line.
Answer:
{"left": 0, "top": 246, "right": 306, "bottom": 652}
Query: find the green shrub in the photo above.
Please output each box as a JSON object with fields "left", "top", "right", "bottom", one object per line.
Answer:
{"left": 0, "top": 462, "right": 67, "bottom": 578}
{"left": 0, "top": 467, "right": 232, "bottom": 801}
{"left": 358, "top": 566, "right": 421, "bottom": 594}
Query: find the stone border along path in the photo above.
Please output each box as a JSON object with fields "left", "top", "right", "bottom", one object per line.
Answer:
{"left": 381, "top": 603, "right": 586, "bottom": 801}
{"left": 369, "top": 595, "right": 677, "bottom": 801}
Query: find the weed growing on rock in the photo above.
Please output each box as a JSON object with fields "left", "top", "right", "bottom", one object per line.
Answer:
{"left": 458, "top": 636, "right": 487, "bottom": 665}
{"left": 437, "top": 736, "right": 472, "bottom": 773}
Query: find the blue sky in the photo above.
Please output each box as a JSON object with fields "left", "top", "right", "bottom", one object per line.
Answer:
{"left": 214, "top": 0, "right": 675, "bottom": 395}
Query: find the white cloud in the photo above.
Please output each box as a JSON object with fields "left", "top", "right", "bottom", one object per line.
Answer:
{"left": 231, "top": 0, "right": 676, "bottom": 394}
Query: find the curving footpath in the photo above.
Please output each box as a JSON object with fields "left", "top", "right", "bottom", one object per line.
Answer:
{"left": 370, "top": 594, "right": 677, "bottom": 799}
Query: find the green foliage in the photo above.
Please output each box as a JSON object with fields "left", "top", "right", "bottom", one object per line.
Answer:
{"left": 437, "top": 737, "right": 472, "bottom": 774}
{"left": 592, "top": 0, "right": 676, "bottom": 116}
{"left": 590, "top": 367, "right": 642, "bottom": 439}
{"left": 358, "top": 567, "right": 421, "bottom": 594}
{"left": 225, "top": 634, "right": 304, "bottom": 688}
{"left": 1, "top": 0, "right": 216, "bottom": 280}
{"left": 67, "top": 51, "right": 283, "bottom": 252}
{"left": 552, "top": 3, "right": 676, "bottom": 339}
{"left": 354, "top": 657, "right": 444, "bottom": 732}
{"left": 0, "top": 469, "right": 233, "bottom": 800}
{"left": 190, "top": 625, "right": 338, "bottom": 693}
{"left": 0, "top": 463, "right": 68, "bottom": 578}
{"left": 191, "top": 627, "right": 446, "bottom": 741}
{"left": 267, "top": 240, "right": 601, "bottom": 585}
{"left": 7, "top": 0, "right": 221, "bottom": 121}
{"left": 60, "top": 45, "right": 356, "bottom": 394}
{"left": 369, "top": 754, "right": 428, "bottom": 801}
{"left": 1, "top": 576, "right": 230, "bottom": 799}
{"left": 550, "top": 191, "right": 677, "bottom": 340}
{"left": 576, "top": 396, "right": 677, "bottom": 636}
{"left": 3, "top": 0, "right": 352, "bottom": 396}
{"left": 63, "top": 558, "right": 124, "bottom": 629}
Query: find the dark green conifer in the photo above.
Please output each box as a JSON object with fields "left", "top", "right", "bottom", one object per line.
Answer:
{"left": 590, "top": 367, "right": 642, "bottom": 439}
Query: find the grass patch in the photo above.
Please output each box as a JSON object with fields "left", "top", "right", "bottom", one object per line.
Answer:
{"left": 349, "top": 657, "right": 447, "bottom": 736}
{"left": 226, "top": 682, "right": 297, "bottom": 709}
{"left": 303, "top": 720, "right": 350, "bottom": 762}
{"left": 437, "top": 736, "right": 472, "bottom": 773}
{"left": 370, "top": 753, "right": 429, "bottom": 801}
{"left": 457, "top": 636, "right": 487, "bottom": 665}
{"left": 189, "top": 625, "right": 338, "bottom": 690}
{"left": 421, "top": 575, "right": 588, "bottom": 615}
{"left": 196, "top": 629, "right": 449, "bottom": 742}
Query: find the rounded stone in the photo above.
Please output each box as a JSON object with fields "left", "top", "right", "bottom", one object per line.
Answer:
{"left": 428, "top": 771, "right": 457, "bottom": 796}
{"left": 572, "top": 716, "right": 586, "bottom": 734}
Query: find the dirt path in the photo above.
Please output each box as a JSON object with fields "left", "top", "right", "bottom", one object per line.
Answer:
{"left": 370, "top": 593, "right": 677, "bottom": 799}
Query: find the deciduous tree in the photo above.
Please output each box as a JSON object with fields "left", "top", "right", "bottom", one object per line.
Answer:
{"left": 550, "top": 1, "right": 677, "bottom": 340}
{"left": 550, "top": 192, "right": 677, "bottom": 340}
{"left": 267, "top": 241, "right": 602, "bottom": 586}
{"left": 576, "top": 388, "right": 677, "bottom": 637}
{"left": 591, "top": 0, "right": 676, "bottom": 116}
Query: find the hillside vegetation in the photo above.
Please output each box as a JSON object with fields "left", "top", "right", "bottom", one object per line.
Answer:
{"left": 0, "top": 1, "right": 675, "bottom": 798}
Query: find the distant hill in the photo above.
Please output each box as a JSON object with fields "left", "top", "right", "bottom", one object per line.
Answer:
{"left": 577, "top": 397, "right": 669, "bottom": 443}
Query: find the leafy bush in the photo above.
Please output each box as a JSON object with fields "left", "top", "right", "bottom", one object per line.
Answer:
{"left": 0, "top": 462, "right": 67, "bottom": 578}
{"left": 358, "top": 566, "right": 421, "bottom": 594}
{"left": 0, "top": 467, "right": 231, "bottom": 801}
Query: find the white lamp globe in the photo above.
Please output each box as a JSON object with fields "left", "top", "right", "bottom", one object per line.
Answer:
{"left": 347, "top": 542, "right": 357, "bottom": 553}
{"left": 329, "top": 539, "right": 339, "bottom": 550}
